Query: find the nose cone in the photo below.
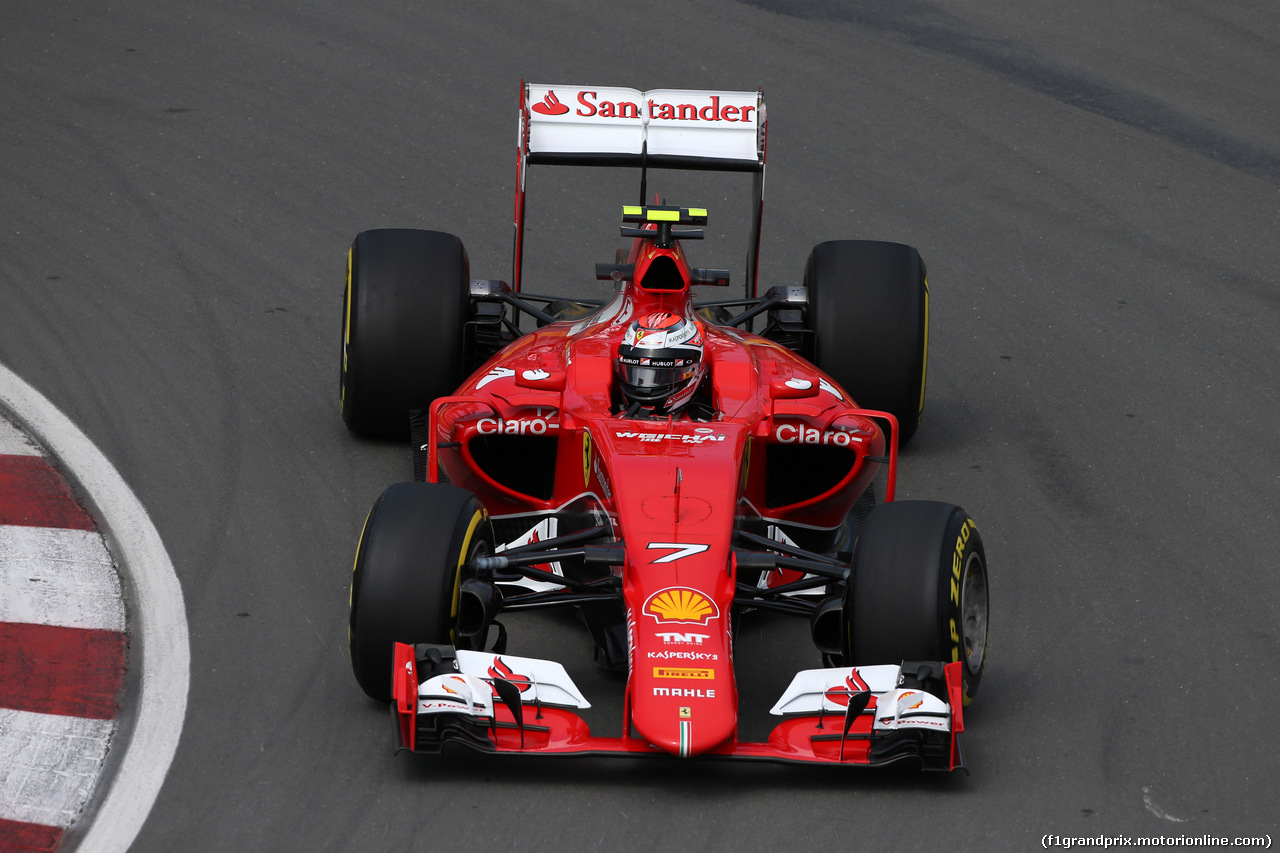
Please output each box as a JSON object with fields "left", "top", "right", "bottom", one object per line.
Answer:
{"left": 634, "top": 680, "right": 738, "bottom": 757}
{"left": 629, "top": 586, "right": 738, "bottom": 757}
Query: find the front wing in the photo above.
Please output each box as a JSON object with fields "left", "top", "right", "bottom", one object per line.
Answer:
{"left": 391, "top": 644, "right": 967, "bottom": 771}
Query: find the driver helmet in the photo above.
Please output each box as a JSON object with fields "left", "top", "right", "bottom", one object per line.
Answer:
{"left": 616, "top": 311, "right": 706, "bottom": 413}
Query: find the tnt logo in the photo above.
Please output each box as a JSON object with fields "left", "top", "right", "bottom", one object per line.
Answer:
{"left": 656, "top": 632, "right": 709, "bottom": 645}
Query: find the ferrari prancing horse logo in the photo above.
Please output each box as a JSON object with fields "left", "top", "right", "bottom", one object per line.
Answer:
{"left": 582, "top": 429, "right": 593, "bottom": 488}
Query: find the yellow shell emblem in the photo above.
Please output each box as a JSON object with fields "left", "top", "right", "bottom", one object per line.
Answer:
{"left": 643, "top": 587, "right": 719, "bottom": 625}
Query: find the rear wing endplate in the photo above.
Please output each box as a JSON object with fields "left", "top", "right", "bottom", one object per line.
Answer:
{"left": 514, "top": 82, "right": 768, "bottom": 296}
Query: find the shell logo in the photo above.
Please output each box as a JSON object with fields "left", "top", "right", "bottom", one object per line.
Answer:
{"left": 643, "top": 587, "right": 720, "bottom": 625}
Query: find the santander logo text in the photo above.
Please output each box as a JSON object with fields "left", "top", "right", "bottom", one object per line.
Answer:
{"left": 570, "top": 89, "right": 747, "bottom": 122}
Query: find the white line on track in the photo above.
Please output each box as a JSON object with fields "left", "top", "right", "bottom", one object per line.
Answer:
{"left": 0, "top": 363, "right": 190, "bottom": 853}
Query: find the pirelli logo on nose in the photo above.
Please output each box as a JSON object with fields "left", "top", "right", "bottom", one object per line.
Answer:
{"left": 653, "top": 667, "right": 715, "bottom": 680}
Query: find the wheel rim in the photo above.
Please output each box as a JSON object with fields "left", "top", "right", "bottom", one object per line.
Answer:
{"left": 960, "top": 551, "right": 988, "bottom": 673}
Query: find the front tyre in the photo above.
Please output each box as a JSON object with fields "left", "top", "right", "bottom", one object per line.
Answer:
{"left": 845, "top": 501, "right": 988, "bottom": 704}
{"left": 348, "top": 482, "right": 493, "bottom": 702}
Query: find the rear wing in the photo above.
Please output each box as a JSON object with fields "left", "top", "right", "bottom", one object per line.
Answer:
{"left": 514, "top": 82, "right": 768, "bottom": 296}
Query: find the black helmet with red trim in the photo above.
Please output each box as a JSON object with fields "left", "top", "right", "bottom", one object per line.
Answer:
{"left": 616, "top": 311, "right": 706, "bottom": 413}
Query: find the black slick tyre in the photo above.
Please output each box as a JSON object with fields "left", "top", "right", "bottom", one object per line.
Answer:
{"left": 340, "top": 229, "right": 470, "bottom": 439}
{"left": 348, "top": 482, "right": 492, "bottom": 703}
{"left": 845, "top": 500, "right": 988, "bottom": 704}
{"left": 803, "top": 240, "right": 928, "bottom": 447}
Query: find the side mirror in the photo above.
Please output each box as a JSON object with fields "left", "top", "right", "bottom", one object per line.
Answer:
{"left": 515, "top": 368, "right": 566, "bottom": 391}
{"left": 769, "top": 376, "right": 820, "bottom": 400}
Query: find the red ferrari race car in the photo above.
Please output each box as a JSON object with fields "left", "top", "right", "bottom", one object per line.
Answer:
{"left": 341, "top": 83, "right": 989, "bottom": 770}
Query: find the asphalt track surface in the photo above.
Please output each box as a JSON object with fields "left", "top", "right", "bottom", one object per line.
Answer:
{"left": 2, "top": 1, "right": 1277, "bottom": 850}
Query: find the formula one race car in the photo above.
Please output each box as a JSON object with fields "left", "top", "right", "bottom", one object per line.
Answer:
{"left": 341, "top": 83, "right": 989, "bottom": 770}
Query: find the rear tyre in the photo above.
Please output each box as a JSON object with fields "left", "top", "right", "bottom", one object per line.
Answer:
{"left": 340, "top": 229, "right": 470, "bottom": 439}
{"left": 348, "top": 482, "right": 493, "bottom": 702}
{"left": 803, "top": 240, "right": 928, "bottom": 447}
{"left": 844, "top": 501, "right": 988, "bottom": 704}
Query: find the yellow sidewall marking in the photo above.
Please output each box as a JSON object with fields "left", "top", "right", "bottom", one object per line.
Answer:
{"left": 341, "top": 247, "right": 353, "bottom": 413}
{"left": 348, "top": 507, "right": 373, "bottom": 649}
{"left": 449, "top": 508, "right": 486, "bottom": 644}
{"left": 944, "top": 516, "right": 983, "bottom": 706}
{"left": 918, "top": 275, "right": 929, "bottom": 420}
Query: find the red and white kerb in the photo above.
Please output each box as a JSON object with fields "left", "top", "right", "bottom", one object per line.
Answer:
{"left": 0, "top": 417, "right": 126, "bottom": 853}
